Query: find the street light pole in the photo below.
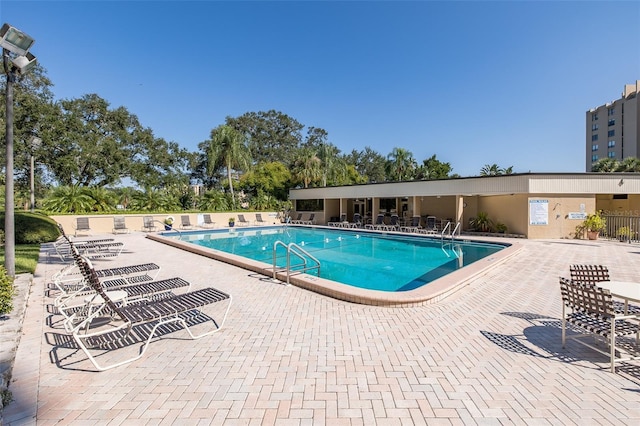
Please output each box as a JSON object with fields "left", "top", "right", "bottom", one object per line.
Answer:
{"left": 29, "top": 135, "right": 41, "bottom": 212}
{"left": 1, "top": 23, "right": 37, "bottom": 277}
{"left": 3, "top": 48, "right": 16, "bottom": 276}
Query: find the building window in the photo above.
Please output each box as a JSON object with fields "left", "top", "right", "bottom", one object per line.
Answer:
{"left": 608, "top": 108, "right": 615, "bottom": 116}
{"left": 608, "top": 140, "right": 616, "bottom": 148}
{"left": 608, "top": 130, "right": 615, "bottom": 137}
{"left": 592, "top": 144, "right": 599, "bottom": 151}
{"left": 592, "top": 154, "right": 599, "bottom": 162}
{"left": 592, "top": 134, "right": 599, "bottom": 141}
{"left": 592, "top": 113, "right": 598, "bottom": 121}
{"left": 592, "top": 123, "right": 599, "bottom": 131}
{"left": 296, "top": 199, "right": 324, "bottom": 211}
{"left": 608, "top": 151, "right": 616, "bottom": 158}
{"left": 608, "top": 119, "right": 615, "bottom": 126}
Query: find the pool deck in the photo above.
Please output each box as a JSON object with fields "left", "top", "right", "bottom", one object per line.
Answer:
{"left": 3, "top": 231, "right": 640, "bottom": 424}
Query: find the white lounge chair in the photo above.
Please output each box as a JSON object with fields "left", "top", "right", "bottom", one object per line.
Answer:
{"left": 70, "top": 256, "right": 232, "bottom": 371}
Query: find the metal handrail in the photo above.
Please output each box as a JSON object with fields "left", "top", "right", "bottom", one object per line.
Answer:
{"left": 451, "top": 221, "right": 461, "bottom": 238}
{"left": 440, "top": 221, "right": 461, "bottom": 241}
{"left": 154, "top": 220, "right": 183, "bottom": 235}
{"left": 440, "top": 221, "right": 451, "bottom": 242}
{"left": 273, "top": 240, "right": 321, "bottom": 285}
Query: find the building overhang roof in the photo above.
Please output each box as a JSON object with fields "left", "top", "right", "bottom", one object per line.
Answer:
{"left": 288, "top": 173, "right": 640, "bottom": 199}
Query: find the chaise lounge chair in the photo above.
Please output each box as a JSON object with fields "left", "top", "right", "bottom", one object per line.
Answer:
{"left": 328, "top": 213, "right": 347, "bottom": 227}
{"left": 255, "top": 213, "right": 268, "bottom": 225}
{"left": 112, "top": 217, "right": 130, "bottom": 234}
{"left": 180, "top": 215, "right": 194, "bottom": 230}
{"left": 382, "top": 214, "right": 400, "bottom": 231}
{"left": 401, "top": 215, "right": 422, "bottom": 233}
{"left": 142, "top": 216, "right": 157, "bottom": 232}
{"left": 300, "top": 213, "right": 315, "bottom": 225}
{"left": 55, "top": 225, "right": 125, "bottom": 261}
{"left": 201, "top": 214, "right": 217, "bottom": 228}
{"left": 365, "top": 214, "right": 385, "bottom": 230}
{"left": 59, "top": 250, "right": 192, "bottom": 332}
{"left": 74, "top": 217, "right": 93, "bottom": 237}
{"left": 419, "top": 216, "right": 438, "bottom": 235}
{"left": 70, "top": 256, "right": 232, "bottom": 371}
{"left": 237, "top": 214, "right": 251, "bottom": 227}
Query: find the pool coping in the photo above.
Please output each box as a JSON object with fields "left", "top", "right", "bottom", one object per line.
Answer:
{"left": 146, "top": 226, "right": 523, "bottom": 307}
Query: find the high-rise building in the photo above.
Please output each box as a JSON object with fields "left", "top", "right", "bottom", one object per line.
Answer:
{"left": 586, "top": 80, "right": 640, "bottom": 171}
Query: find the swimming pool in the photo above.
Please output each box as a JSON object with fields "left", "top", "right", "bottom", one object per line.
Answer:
{"left": 148, "top": 226, "right": 521, "bottom": 306}
{"left": 168, "top": 226, "right": 506, "bottom": 292}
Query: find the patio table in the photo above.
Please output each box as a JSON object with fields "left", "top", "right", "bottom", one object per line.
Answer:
{"left": 598, "top": 281, "right": 640, "bottom": 315}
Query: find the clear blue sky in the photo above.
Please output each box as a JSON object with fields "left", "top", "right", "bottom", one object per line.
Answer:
{"left": 2, "top": 1, "right": 639, "bottom": 177}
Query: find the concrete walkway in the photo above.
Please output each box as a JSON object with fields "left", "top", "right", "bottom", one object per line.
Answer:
{"left": 2, "top": 232, "right": 640, "bottom": 424}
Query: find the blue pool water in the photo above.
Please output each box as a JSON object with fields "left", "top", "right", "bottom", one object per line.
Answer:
{"left": 173, "top": 226, "right": 506, "bottom": 292}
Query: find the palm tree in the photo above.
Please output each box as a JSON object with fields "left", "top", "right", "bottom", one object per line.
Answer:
{"left": 591, "top": 158, "right": 619, "bottom": 172}
{"left": 114, "top": 187, "right": 138, "bottom": 210}
{"left": 85, "top": 187, "right": 116, "bottom": 212}
{"left": 385, "top": 147, "right": 416, "bottom": 181}
{"left": 130, "top": 188, "right": 179, "bottom": 211}
{"left": 480, "top": 164, "right": 514, "bottom": 176}
{"left": 198, "top": 189, "right": 230, "bottom": 211}
{"left": 42, "top": 186, "right": 93, "bottom": 213}
{"left": 207, "top": 125, "right": 252, "bottom": 208}
{"left": 617, "top": 157, "right": 640, "bottom": 172}
{"left": 293, "top": 147, "right": 322, "bottom": 188}
{"left": 480, "top": 164, "right": 503, "bottom": 176}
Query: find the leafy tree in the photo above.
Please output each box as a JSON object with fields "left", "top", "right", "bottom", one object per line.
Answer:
{"left": 416, "top": 155, "right": 453, "bottom": 180}
{"left": 343, "top": 164, "right": 368, "bottom": 185}
{"left": 345, "top": 147, "right": 386, "bottom": 183}
{"left": 239, "top": 161, "right": 292, "bottom": 200}
{"left": 385, "top": 147, "right": 417, "bottom": 181}
{"left": 42, "top": 186, "right": 94, "bottom": 213}
{"left": 0, "top": 62, "right": 57, "bottom": 197}
{"left": 302, "top": 126, "right": 329, "bottom": 151}
{"left": 46, "top": 94, "right": 137, "bottom": 187}
{"left": 205, "top": 125, "right": 252, "bottom": 208}
{"left": 128, "top": 134, "right": 195, "bottom": 189}
{"left": 225, "top": 110, "right": 303, "bottom": 166}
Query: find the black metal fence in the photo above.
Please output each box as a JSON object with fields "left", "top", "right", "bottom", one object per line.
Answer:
{"left": 601, "top": 212, "right": 640, "bottom": 243}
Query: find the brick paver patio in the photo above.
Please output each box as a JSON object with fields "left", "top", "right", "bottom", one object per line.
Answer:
{"left": 3, "top": 232, "right": 640, "bottom": 425}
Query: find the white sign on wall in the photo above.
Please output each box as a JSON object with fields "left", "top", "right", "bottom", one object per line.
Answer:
{"left": 529, "top": 199, "right": 548, "bottom": 225}
{"left": 568, "top": 212, "right": 587, "bottom": 220}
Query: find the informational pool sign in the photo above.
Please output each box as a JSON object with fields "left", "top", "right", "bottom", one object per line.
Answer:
{"left": 529, "top": 199, "right": 548, "bottom": 225}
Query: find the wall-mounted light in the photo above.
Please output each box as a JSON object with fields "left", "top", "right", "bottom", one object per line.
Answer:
{"left": 619, "top": 179, "right": 624, "bottom": 186}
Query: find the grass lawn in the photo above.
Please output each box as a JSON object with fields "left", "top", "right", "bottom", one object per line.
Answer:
{"left": 0, "top": 244, "right": 41, "bottom": 274}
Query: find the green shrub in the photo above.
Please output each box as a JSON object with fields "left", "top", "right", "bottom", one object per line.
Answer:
{"left": 0, "top": 266, "right": 14, "bottom": 316}
{"left": 0, "top": 212, "right": 60, "bottom": 244}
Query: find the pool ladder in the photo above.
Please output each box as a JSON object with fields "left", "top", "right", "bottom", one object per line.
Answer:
{"left": 272, "top": 241, "right": 321, "bottom": 285}
{"left": 440, "top": 221, "right": 461, "bottom": 241}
